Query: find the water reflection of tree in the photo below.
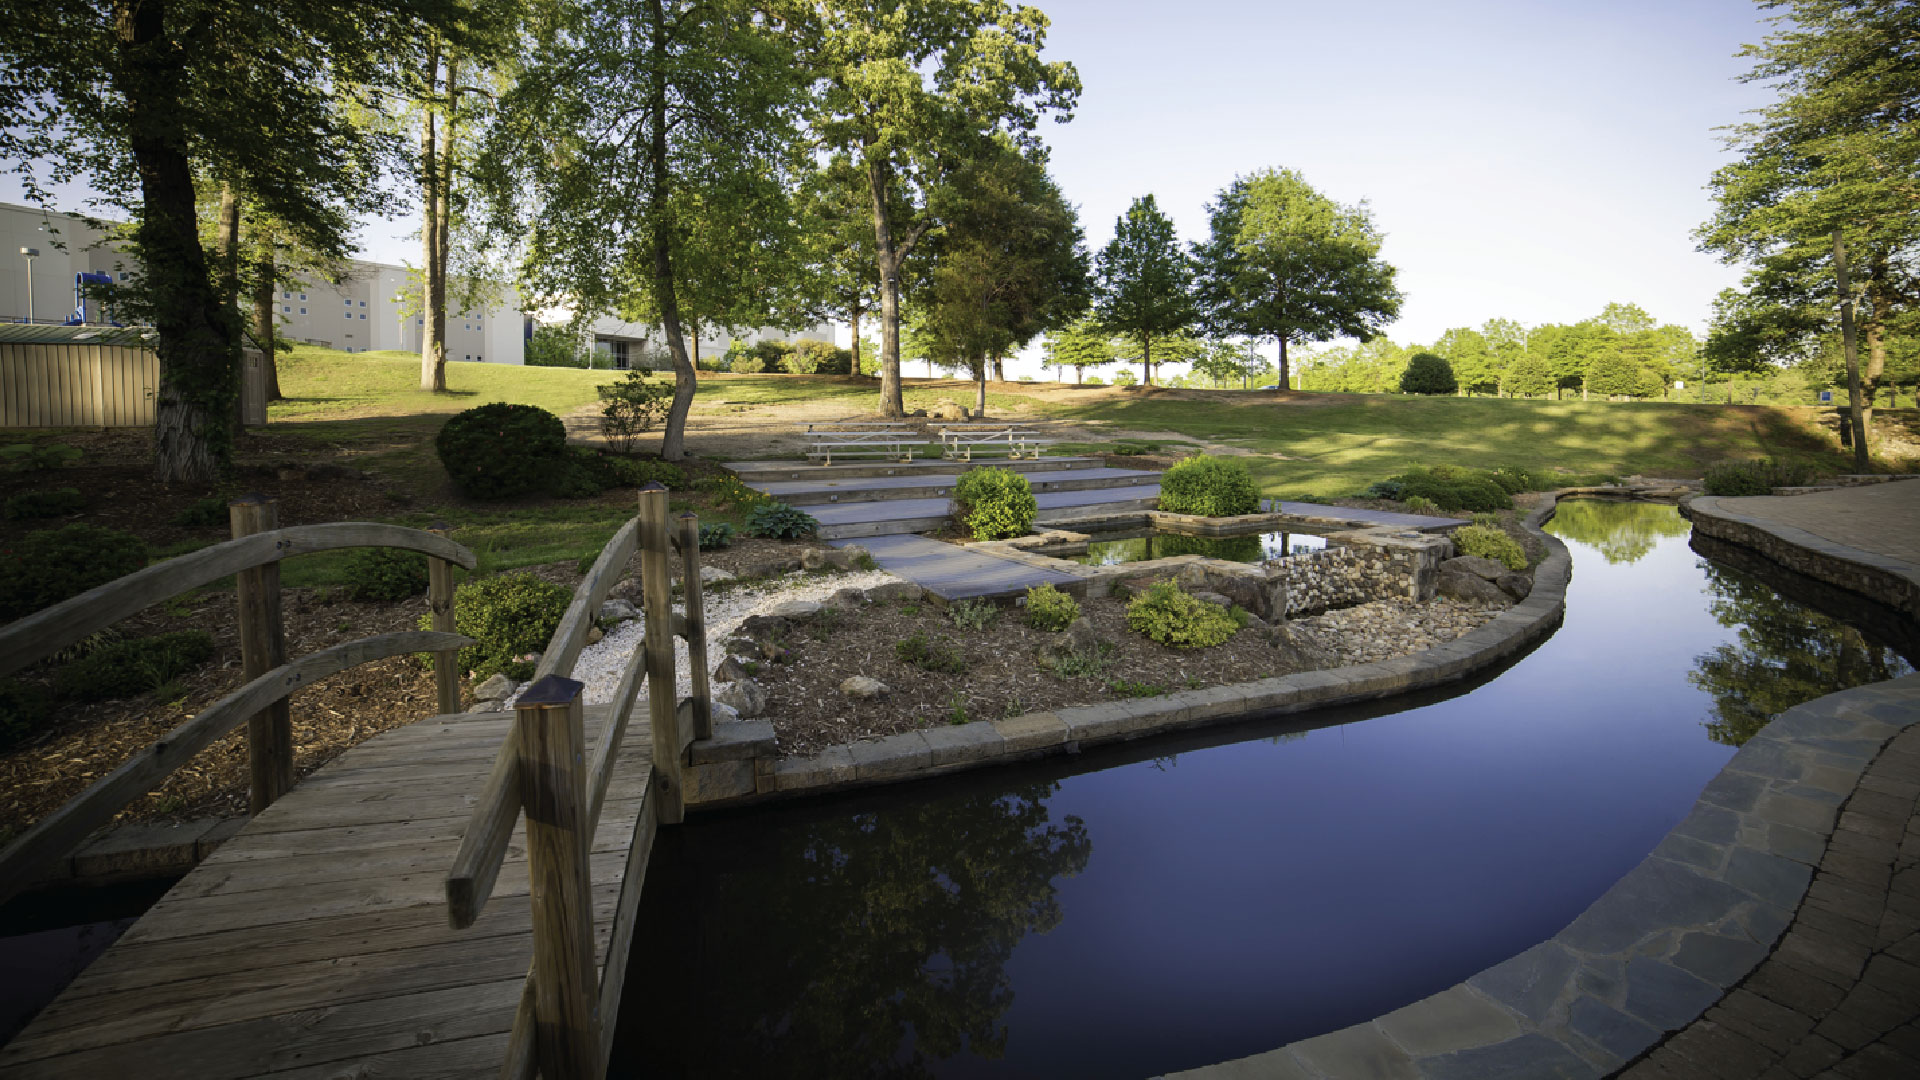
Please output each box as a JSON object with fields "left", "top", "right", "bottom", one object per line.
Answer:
{"left": 626, "top": 782, "right": 1091, "bottom": 1079}
{"left": 1690, "top": 562, "right": 1913, "bottom": 746}
{"left": 1547, "top": 499, "right": 1690, "bottom": 565}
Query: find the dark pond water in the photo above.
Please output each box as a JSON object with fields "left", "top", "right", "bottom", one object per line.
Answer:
{"left": 0, "top": 877, "right": 179, "bottom": 1045}
{"left": 609, "top": 500, "right": 1913, "bottom": 1079}
{"left": 1077, "top": 529, "right": 1328, "bottom": 566}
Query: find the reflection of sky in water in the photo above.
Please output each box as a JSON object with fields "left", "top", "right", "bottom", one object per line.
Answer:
{"left": 1077, "top": 529, "right": 1328, "bottom": 566}
{"left": 617, "top": 503, "right": 1903, "bottom": 1080}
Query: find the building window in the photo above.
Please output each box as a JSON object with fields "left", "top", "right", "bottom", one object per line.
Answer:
{"left": 298, "top": 293, "right": 307, "bottom": 301}
{"left": 299, "top": 307, "right": 307, "bottom": 314}
{"left": 345, "top": 299, "right": 353, "bottom": 306}
{"left": 358, "top": 300, "right": 367, "bottom": 307}
{"left": 359, "top": 313, "right": 366, "bottom": 320}
{"left": 282, "top": 305, "right": 290, "bottom": 313}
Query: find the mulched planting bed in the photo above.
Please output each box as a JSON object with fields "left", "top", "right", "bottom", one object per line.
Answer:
{"left": 752, "top": 591, "right": 1504, "bottom": 756}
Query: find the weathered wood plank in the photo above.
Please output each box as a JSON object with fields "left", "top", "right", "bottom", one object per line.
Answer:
{"left": 531, "top": 518, "right": 637, "bottom": 684}
{"left": 231, "top": 496, "right": 295, "bottom": 813}
{"left": 0, "top": 523, "right": 478, "bottom": 677}
{"left": 0, "top": 631, "right": 470, "bottom": 904}
{"left": 640, "top": 486, "right": 684, "bottom": 823}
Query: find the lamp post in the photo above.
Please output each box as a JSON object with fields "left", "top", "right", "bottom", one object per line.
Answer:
{"left": 19, "top": 247, "right": 38, "bottom": 324}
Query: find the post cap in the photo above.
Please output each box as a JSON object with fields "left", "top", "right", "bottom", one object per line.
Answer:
{"left": 516, "top": 675, "right": 584, "bottom": 707}
{"left": 638, "top": 482, "right": 668, "bottom": 493}
{"left": 228, "top": 492, "right": 273, "bottom": 506}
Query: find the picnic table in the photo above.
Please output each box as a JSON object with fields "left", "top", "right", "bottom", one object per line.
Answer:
{"left": 932, "top": 422, "right": 1055, "bottom": 461}
{"left": 802, "top": 422, "right": 920, "bottom": 465}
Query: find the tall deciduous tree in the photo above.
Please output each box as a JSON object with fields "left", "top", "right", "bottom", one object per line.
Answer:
{"left": 1698, "top": 0, "right": 1920, "bottom": 462}
{"left": 485, "top": 0, "right": 813, "bottom": 461}
{"left": 1041, "top": 317, "right": 1115, "bottom": 384}
{"left": 0, "top": 0, "right": 467, "bottom": 482}
{"left": 812, "top": 0, "right": 1081, "bottom": 416}
{"left": 1191, "top": 168, "right": 1403, "bottom": 391}
{"left": 1093, "top": 194, "right": 1194, "bottom": 387}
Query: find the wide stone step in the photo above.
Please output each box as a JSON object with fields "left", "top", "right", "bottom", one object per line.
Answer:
{"left": 724, "top": 455, "right": 1105, "bottom": 483}
{"left": 813, "top": 485, "right": 1163, "bottom": 540}
{"left": 753, "top": 467, "right": 1163, "bottom": 507}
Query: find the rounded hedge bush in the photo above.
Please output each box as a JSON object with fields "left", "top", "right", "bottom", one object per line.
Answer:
{"left": 422, "top": 573, "right": 572, "bottom": 681}
{"left": 1157, "top": 454, "right": 1260, "bottom": 517}
{"left": 1399, "top": 352, "right": 1458, "bottom": 395}
{"left": 954, "top": 467, "right": 1037, "bottom": 540}
{"left": 1390, "top": 466, "right": 1511, "bottom": 512}
{"left": 435, "top": 404, "right": 568, "bottom": 499}
{"left": 1451, "top": 524, "right": 1527, "bottom": 570}
{"left": 0, "top": 523, "right": 147, "bottom": 622}
{"left": 342, "top": 548, "right": 431, "bottom": 602}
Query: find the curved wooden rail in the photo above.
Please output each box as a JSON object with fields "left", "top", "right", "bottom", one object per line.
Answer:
{"left": 0, "top": 629, "right": 472, "bottom": 904}
{"left": 0, "top": 522, "right": 478, "bottom": 678}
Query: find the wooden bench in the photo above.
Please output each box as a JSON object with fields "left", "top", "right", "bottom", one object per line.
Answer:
{"left": 933, "top": 424, "right": 1055, "bottom": 461}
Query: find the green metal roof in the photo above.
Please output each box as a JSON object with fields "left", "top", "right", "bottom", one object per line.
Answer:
{"left": 0, "top": 323, "right": 156, "bottom": 347}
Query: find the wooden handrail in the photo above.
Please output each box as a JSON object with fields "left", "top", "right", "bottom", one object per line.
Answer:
{"left": 533, "top": 519, "right": 639, "bottom": 683}
{"left": 0, "top": 629, "right": 471, "bottom": 904}
{"left": 0, "top": 522, "right": 478, "bottom": 677}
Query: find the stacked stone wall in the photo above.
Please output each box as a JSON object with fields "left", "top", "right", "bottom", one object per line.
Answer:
{"left": 1270, "top": 531, "right": 1449, "bottom": 615}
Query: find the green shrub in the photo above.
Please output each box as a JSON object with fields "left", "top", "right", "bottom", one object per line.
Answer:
{"left": 1157, "top": 454, "right": 1261, "bottom": 517}
{"left": 552, "top": 447, "right": 616, "bottom": 499}
{"left": 744, "top": 502, "right": 818, "bottom": 539}
{"left": 1703, "top": 458, "right": 1821, "bottom": 496}
{"left": 55, "top": 630, "right": 214, "bottom": 701}
{"left": 0, "top": 443, "right": 82, "bottom": 472}
{"left": 603, "top": 456, "right": 689, "bottom": 490}
{"left": 1489, "top": 464, "right": 1542, "bottom": 494}
{"left": 436, "top": 403, "right": 568, "bottom": 500}
{"left": 1124, "top": 580, "right": 1239, "bottom": 648}
{"left": 422, "top": 572, "right": 572, "bottom": 681}
{"left": 1399, "top": 352, "right": 1457, "bottom": 394}
{"left": 172, "top": 496, "right": 229, "bottom": 528}
{"left": 1363, "top": 479, "right": 1405, "bottom": 500}
{"left": 1113, "top": 369, "right": 1138, "bottom": 386}
{"left": 729, "top": 353, "right": 768, "bottom": 374}
{"left": 1452, "top": 524, "right": 1527, "bottom": 570}
{"left": 597, "top": 370, "right": 673, "bottom": 454}
{"left": 523, "top": 326, "right": 596, "bottom": 368}
{"left": 0, "top": 523, "right": 147, "bottom": 621}
{"left": 1471, "top": 512, "right": 1501, "bottom": 529}
{"left": 4, "top": 487, "right": 85, "bottom": 520}
{"left": 698, "top": 522, "right": 735, "bottom": 550}
{"left": 1024, "top": 583, "right": 1080, "bottom": 631}
{"left": 0, "top": 678, "right": 52, "bottom": 748}
{"left": 342, "top": 548, "right": 430, "bottom": 601}
{"left": 895, "top": 631, "right": 965, "bottom": 673}
{"left": 1389, "top": 466, "right": 1512, "bottom": 512}
{"left": 953, "top": 467, "right": 1037, "bottom": 540}
{"left": 783, "top": 340, "right": 852, "bottom": 375}
{"left": 1403, "top": 495, "right": 1439, "bottom": 514}
{"left": 947, "top": 598, "right": 997, "bottom": 632}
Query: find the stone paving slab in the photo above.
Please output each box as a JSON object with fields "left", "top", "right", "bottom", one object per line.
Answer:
{"left": 830, "top": 533, "right": 1084, "bottom": 601}
{"left": 747, "top": 466, "right": 1162, "bottom": 500}
{"left": 1686, "top": 480, "right": 1920, "bottom": 621}
{"left": 1266, "top": 498, "right": 1467, "bottom": 531}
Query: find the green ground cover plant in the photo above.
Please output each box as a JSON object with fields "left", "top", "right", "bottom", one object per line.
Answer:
{"left": 896, "top": 631, "right": 966, "bottom": 673}
{"left": 1125, "top": 581, "right": 1239, "bottom": 647}
{"left": 1384, "top": 466, "right": 1512, "bottom": 512}
{"left": 1024, "top": 583, "right": 1080, "bottom": 630}
{"left": 744, "top": 502, "right": 818, "bottom": 539}
{"left": 1702, "top": 458, "right": 1822, "bottom": 496}
{"left": 1451, "top": 525, "right": 1527, "bottom": 570}
{"left": 1, "top": 523, "right": 147, "bottom": 620}
{"left": 4, "top": 487, "right": 85, "bottom": 520}
{"left": 341, "top": 548, "right": 431, "bottom": 601}
{"left": 428, "top": 572, "right": 572, "bottom": 680}
{"left": 54, "top": 630, "right": 215, "bottom": 701}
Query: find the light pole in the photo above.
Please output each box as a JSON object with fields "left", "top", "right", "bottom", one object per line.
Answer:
{"left": 19, "top": 247, "right": 38, "bottom": 324}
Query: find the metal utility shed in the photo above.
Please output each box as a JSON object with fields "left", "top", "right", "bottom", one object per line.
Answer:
{"left": 0, "top": 324, "right": 267, "bottom": 428}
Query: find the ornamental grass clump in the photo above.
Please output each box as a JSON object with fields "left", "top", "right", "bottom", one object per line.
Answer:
{"left": 953, "top": 467, "right": 1037, "bottom": 540}
{"left": 1125, "top": 580, "right": 1239, "bottom": 648}
{"left": 421, "top": 572, "right": 572, "bottom": 681}
{"left": 1157, "top": 454, "right": 1260, "bottom": 517}
{"left": 1023, "top": 583, "right": 1080, "bottom": 631}
{"left": 1451, "top": 524, "right": 1527, "bottom": 570}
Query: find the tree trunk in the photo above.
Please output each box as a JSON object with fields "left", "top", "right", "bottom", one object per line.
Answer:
{"left": 1075, "top": 363, "right": 1084, "bottom": 386}
{"left": 864, "top": 146, "right": 905, "bottom": 416}
{"left": 119, "top": 0, "right": 235, "bottom": 484}
{"left": 850, "top": 304, "right": 862, "bottom": 376}
{"left": 250, "top": 240, "right": 282, "bottom": 401}
{"left": 215, "top": 184, "right": 241, "bottom": 309}
{"left": 992, "top": 356, "right": 1005, "bottom": 382}
{"left": 649, "top": 0, "right": 695, "bottom": 461}
{"left": 1833, "top": 230, "right": 1869, "bottom": 472}
{"left": 1277, "top": 336, "right": 1289, "bottom": 392}
{"left": 419, "top": 39, "right": 450, "bottom": 393}
{"left": 975, "top": 356, "right": 987, "bottom": 416}
{"left": 1142, "top": 334, "right": 1153, "bottom": 386}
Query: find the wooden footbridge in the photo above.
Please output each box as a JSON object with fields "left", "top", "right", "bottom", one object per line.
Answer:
{"left": 0, "top": 487, "right": 709, "bottom": 1078}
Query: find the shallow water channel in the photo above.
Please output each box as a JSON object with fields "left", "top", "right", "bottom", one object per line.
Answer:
{"left": 609, "top": 501, "right": 1914, "bottom": 1079}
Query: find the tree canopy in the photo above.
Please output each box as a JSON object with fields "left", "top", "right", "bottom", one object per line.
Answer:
{"left": 1093, "top": 194, "right": 1194, "bottom": 386}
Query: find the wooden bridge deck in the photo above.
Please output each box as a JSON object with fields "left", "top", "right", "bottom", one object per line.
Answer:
{"left": 0, "top": 707, "right": 655, "bottom": 1079}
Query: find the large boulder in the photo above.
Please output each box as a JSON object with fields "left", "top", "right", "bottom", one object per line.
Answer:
{"left": 737, "top": 553, "right": 804, "bottom": 579}
{"left": 828, "top": 587, "right": 868, "bottom": 609}
{"left": 800, "top": 548, "right": 831, "bottom": 571}
{"left": 768, "top": 599, "right": 822, "bottom": 621}
{"left": 826, "top": 544, "right": 871, "bottom": 570}
{"left": 1440, "top": 555, "right": 1507, "bottom": 582}
{"left": 1270, "top": 624, "right": 1336, "bottom": 671}
{"left": 1037, "top": 616, "right": 1105, "bottom": 668}
{"left": 928, "top": 398, "right": 969, "bottom": 421}
{"left": 598, "top": 598, "right": 639, "bottom": 622}
{"left": 864, "top": 581, "right": 922, "bottom": 604}
{"left": 714, "top": 677, "right": 769, "bottom": 718}
{"left": 1437, "top": 568, "right": 1509, "bottom": 605}
{"left": 1496, "top": 572, "right": 1533, "bottom": 601}
{"left": 473, "top": 673, "right": 517, "bottom": 702}
{"left": 839, "top": 675, "right": 889, "bottom": 699}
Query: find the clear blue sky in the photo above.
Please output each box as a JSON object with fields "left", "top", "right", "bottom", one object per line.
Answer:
{"left": 4, "top": 0, "right": 1780, "bottom": 373}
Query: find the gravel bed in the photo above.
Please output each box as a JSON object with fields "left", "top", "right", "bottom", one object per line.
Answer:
{"left": 562, "top": 568, "right": 904, "bottom": 706}
{"left": 1290, "top": 596, "right": 1507, "bottom": 666}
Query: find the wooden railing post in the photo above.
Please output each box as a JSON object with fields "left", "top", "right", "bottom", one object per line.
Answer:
{"left": 514, "top": 675, "right": 600, "bottom": 1078}
{"left": 638, "top": 485, "right": 684, "bottom": 824}
{"left": 427, "top": 521, "right": 460, "bottom": 716}
{"left": 230, "top": 495, "right": 293, "bottom": 813}
{"left": 677, "top": 512, "right": 712, "bottom": 742}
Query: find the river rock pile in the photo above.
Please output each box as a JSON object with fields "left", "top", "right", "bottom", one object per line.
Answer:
{"left": 1290, "top": 596, "right": 1506, "bottom": 666}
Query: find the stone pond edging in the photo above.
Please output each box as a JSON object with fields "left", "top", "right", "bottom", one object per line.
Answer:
{"left": 1684, "top": 494, "right": 1920, "bottom": 622}
{"left": 680, "top": 495, "right": 1575, "bottom": 807}
{"left": 1166, "top": 673, "right": 1920, "bottom": 1080}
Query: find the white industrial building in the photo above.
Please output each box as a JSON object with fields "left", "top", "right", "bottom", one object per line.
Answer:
{"left": 1, "top": 201, "right": 828, "bottom": 368}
